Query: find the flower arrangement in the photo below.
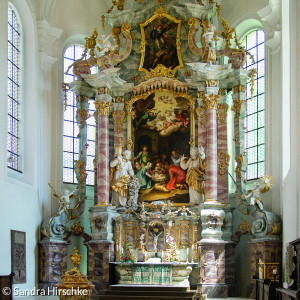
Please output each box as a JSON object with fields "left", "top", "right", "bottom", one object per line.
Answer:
{"left": 164, "top": 246, "right": 182, "bottom": 263}
{"left": 120, "top": 244, "right": 137, "bottom": 264}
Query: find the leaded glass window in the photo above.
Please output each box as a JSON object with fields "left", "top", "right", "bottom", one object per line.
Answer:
{"left": 63, "top": 45, "right": 95, "bottom": 185}
{"left": 243, "top": 30, "right": 265, "bottom": 180}
{"left": 7, "top": 4, "right": 22, "bottom": 172}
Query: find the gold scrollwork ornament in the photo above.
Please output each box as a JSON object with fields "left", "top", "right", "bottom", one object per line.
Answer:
{"left": 112, "top": 110, "right": 125, "bottom": 133}
{"left": 217, "top": 151, "right": 230, "bottom": 180}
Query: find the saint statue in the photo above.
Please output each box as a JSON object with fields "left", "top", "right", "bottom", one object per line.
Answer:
{"left": 180, "top": 147, "right": 205, "bottom": 205}
{"left": 110, "top": 149, "right": 135, "bottom": 207}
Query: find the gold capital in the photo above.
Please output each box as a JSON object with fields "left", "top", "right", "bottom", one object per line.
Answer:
{"left": 203, "top": 94, "right": 220, "bottom": 110}
{"left": 95, "top": 100, "right": 113, "bottom": 116}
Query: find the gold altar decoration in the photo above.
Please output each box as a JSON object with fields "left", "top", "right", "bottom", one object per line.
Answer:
{"left": 232, "top": 85, "right": 246, "bottom": 94}
{"left": 96, "top": 87, "right": 108, "bottom": 95}
{"left": 217, "top": 103, "right": 229, "bottom": 125}
{"left": 203, "top": 94, "right": 220, "bottom": 110}
{"left": 192, "top": 287, "right": 206, "bottom": 300}
{"left": 138, "top": 7, "right": 184, "bottom": 78}
{"left": 231, "top": 99, "right": 246, "bottom": 121}
{"left": 238, "top": 217, "right": 251, "bottom": 231}
{"left": 77, "top": 108, "right": 90, "bottom": 129}
{"left": 55, "top": 248, "right": 94, "bottom": 300}
{"left": 206, "top": 79, "right": 219, "bottom": 88}
{"left": 62, "top": 82, "right": 69, "bottom": 111}
{"left": 113, "top": 96, "right": 125, "bottom": 103}
{"left": 217, "top": 151, "right": 230, "bottom": 181}
{"left": 95, "top": 100, "right": 113, "bottom": 116}
{"left": 177, "top": 221, "right": 193, "bottom": 249}
{"left": 258, "top": 258, "right": 280, "bottom": 282}
{"left": 71, "top": 221, "right": 84, "bottom": 234}
{"left": 122, "top": 221, "right": 138, "bottom": 249}
{"left": 112, "top": 110, "right": 125, "bottom": 133}
{"left": 218, "top": 88, "right": 227, "bottom": 96}
{"left": 196, "top": 106, "right": 207, "bottom": 128}
{"left": 235, "top": 154, "right": 244, "bottom": 179}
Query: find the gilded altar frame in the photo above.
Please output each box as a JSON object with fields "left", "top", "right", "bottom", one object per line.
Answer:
{"left": 125, "top": 88, "right": 196, "bottom": 150}
{"left": 177, "top": 221, "right": 193, "bottom": 249}
{"left": 138, "top": 7, "right": 184, "bottom": 77}
{"left": 122, "top": 221, "right": 138, "bottom": 249}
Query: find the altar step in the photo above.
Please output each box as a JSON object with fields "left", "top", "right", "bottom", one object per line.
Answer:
{"left": 95, "top": 284, "right": 195, "bottom": 300}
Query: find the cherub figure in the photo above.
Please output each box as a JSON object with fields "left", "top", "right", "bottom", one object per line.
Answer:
{"left": 242, "top": 182, "right": 264, "bottom": 210}
{"left": 48, "top": 183, "right": 76, "bottom": 215}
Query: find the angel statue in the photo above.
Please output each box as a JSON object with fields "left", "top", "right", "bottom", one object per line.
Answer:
{"left": 241, "top": 182, "right": 264, "bottom": 210}
{"left": 48, "top": 183, "right": 77, "bottom": 215}
{"left": 97, "top": 34, "right": 116, "bottom": 56}
{"left": 180, "top": 147, "right": 205, "bottom": 205}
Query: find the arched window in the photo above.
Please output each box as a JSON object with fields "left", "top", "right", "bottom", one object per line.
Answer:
{"left": 62, "top": 45, "right": 95, "bottom": 185}
{"left": 242, "top": 30, "right": 265, "bottom": 180}
{"left": 7, "top": 4, "right": 22, "bottom": 172}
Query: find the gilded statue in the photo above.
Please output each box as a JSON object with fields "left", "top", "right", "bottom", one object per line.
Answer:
{"left": 180, "top": 147, "right": 205, "bottom": 205}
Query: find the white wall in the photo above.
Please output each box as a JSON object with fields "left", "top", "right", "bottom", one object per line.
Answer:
{"left": 0, "top": 0, "right": 44, "bottom": 291}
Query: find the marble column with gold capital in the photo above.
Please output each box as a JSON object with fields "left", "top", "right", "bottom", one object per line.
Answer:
{"left": 94, "top": 92, "right": 113, "bottom": 206}
{"left": 203, "top": 93, "right": 220, "bottom": 202}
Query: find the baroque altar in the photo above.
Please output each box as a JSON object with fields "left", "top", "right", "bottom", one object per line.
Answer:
{"left": 38, "top": 0, "right": 282, "bottom": 298}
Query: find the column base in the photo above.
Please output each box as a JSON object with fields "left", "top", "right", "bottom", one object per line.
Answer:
{"left": 87, "top": 241, "right": 114, "bottom": 293}
{"left": 198, "top": 283, "right": 228, "bottom": 298}
{"left": 38, "top": 240, "right": 68, "bottom": 291}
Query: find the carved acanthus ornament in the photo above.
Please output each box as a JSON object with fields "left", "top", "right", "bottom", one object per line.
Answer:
{"left": 217, "top": 103, "right": 229, "bottom": 125}
{"left": 196, "top": 106, "right": 207, "bottom": 128}
{"left": 203, "top": 94, "right": 220, "bottom": 110}
{"left": 217, "top": 151, "right": 230, "bottom": 181}
{"left": 231, "top": 99, "right": 246, "bottom": 121}
{"left": 112, "top": 110, "right": 125, "bottom": 133}
{"left": 95, "top": 100, "right": 113, "bottom": 116}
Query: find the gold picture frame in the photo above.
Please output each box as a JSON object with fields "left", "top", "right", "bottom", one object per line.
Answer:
{"left": 139, "top": 7, "right": 184, "bottom": 78}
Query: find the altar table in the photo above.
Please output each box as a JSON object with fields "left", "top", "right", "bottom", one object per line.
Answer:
{"left": 112, "top": 262, "right": 197, "bottom": 287}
